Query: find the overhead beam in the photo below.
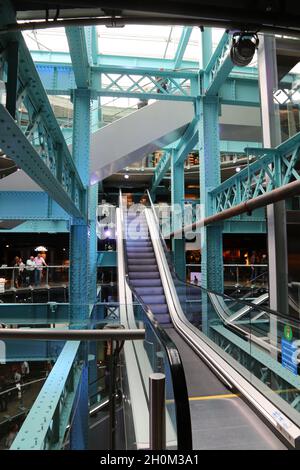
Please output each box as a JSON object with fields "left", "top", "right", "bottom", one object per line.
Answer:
{"left": 0, "top": 191, "right": 69, "bottom": 220}
{"left": 34, "top": 61, "right": 261, "bottom": 106}
{"left": 65, "top": 26, "right": 91, "bottom": 88}
{"left": 174, "top": 27, "right": 193, "bottom": 69}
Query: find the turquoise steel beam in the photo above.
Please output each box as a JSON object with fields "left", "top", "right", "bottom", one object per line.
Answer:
{"left": 34, "top": 60, "right": 261, "bottom": 106}
{"left": 205, "top": 32, "right": 234, "bottom": 96}
{"left": 91, "top": 26, "right": 99, "bottom": 65}
{"left": 219, "top": 76, "right": 260, "bottom": 106}
{"left": 201, "top": 28, "right": 212, "bottom": 69}
{"left": 11, "top": 341, "right": 83, "bottom": 450}
{"left": 31, "top": 49, "right": 199, "bottom": 71}
{"left": 174, "top": 27, "right": 193, "bottom": 69}
{"left": 0, "top": 220, "right": 69, "bottom": 232}
{"left": 150, "top": 118, "right": 198, "bottom": 197}
{"left": 91, "top": 67, "right": 197, "bottom": 102}
{"left": 150, "top": 150, "right": 172, "bottom": 199}
{"left": 173, "top": 117, "right": 199, "bottom": 166}
{"left": 65, "top": 26, "right": 91, "bottom": 88}
{"left": 0, "top": 106, "right": 84, "bottom": 217}
{"left": 0, "top": 191, "right": 69, "bottom": 220}
{"left": 0, "top": 1, "right": 86, "bottom": 218}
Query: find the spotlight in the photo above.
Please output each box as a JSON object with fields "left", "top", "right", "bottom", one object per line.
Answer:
{"left": 124, "top": 174, "right": 129, "bottom": 179}
{"left": 230, "top": 32, "right": 259, "bottom": 67}
{"left": 236, "top": 167, "right": 241, "bottom": 173}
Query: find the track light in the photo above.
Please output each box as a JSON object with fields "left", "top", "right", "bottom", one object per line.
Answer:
{"left": 230, "top": 32, "right": 259, "bottom": 67}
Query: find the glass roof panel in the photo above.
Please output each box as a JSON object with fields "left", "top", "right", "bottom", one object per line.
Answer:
{"left": 23, "top": 28, "right": 69, "bottom": 52}
{"left": 96, "top": 25, "right": 184, "bottom": 59}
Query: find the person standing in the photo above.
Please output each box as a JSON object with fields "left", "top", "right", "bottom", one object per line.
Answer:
{"left": 34, "top": 253, "right": 47, "bottom": 287}
{"left": 25, "top": 256, "right": 35, "bottom": 287}
{"left": 12, "top": 256, "right": 20, "bottom": 289}
{"left": 21, "top": 361, "right": 30, "bottom": 380}
{"left": 18, "top": 258, "right": 25, "bottom": 287}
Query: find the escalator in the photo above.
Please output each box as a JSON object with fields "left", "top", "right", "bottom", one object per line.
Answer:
{"left": 119, "top": 190, "right": 300, "bottom": 449}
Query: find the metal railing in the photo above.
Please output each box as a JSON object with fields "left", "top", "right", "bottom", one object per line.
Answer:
{"left": 0, "top": 265, "right": 69, "bottom": 292}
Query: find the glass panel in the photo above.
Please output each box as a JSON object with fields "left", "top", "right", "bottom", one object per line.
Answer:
{"left": 147, "top": 190, "right": 300, "bottom": 431}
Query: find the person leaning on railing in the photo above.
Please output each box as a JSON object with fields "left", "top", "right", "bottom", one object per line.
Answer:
{"left": 34, "top": 253, "right": 48, "bottom": 287}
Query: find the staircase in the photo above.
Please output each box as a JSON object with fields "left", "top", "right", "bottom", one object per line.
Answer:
{"left": 125, "top": 210, "right": 171, "bottom": 325}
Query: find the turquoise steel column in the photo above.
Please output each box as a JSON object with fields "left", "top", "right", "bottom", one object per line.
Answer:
{"left": 171, "top": 151, "right": 186, "bottom": 279}
{"left": 199, "top": 96, "right": 223, "bottom": 294}
{"left": 69, "top": 88, "right": 91, "bottom": 450}
{"left": 199, "top": 27, "right": 223, "bottom": 294}
{"left": 70, "top": 88, "right": 91, "bottom": 325}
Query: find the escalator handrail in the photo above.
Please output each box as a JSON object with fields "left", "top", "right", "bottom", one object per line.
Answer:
{"left": 119, "top": 190, "right": 193, "bottom": 450}
{"left": 146, "top": 191, "right": 300, "bottom": 326}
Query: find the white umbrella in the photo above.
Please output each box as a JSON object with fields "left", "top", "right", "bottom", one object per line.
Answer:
{"left": 34, "top": 246, "right": 48, "bottom": 252}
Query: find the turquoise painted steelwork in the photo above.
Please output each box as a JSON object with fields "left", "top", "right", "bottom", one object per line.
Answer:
{"left": 69, "top": 89, "right": 91, "bottom": 326}
{"left": 210, "top": 132, "right": 300, "bottom": 214}
{"left": 0, "top": 5, "right": 86, "bottom": 218}
{"left": 198, "top": 94, "right": 224, "bottom": 294}
{"left": 174, "top": 27, "right": 193, "bottom": 69}
{"left": 0, "top": 192, "right": 69, "bottom": 220}
{"left": 11, "top": 341, "right": 83, "bottom": 450}
{"left": 150, "top": 119, "right": 198, "bottom": 197}
{"left": 150, "top": 150, "right": 172, "bottom": 200}
{"left": 31, "top": 49, "right": 199, "bottom": 71}
{"left": 70, "top": 363, "right": 89, "bottom": 450}
{"left": 91, "top": 67, "right": 197, "bottom": 102}
{"left": 173, "top": 117, "right": 199, "bottom": 165}
{"left": 69, "top": 88, "right": 91, "bottom": 450}
{"left": 0, "top": 220, "right": 69, "bottom": 232}
{"left": 205, "top": 31, "right": 234, "bottom": 96}
{"left": 65, "top": 26, "right": 91, "bottom": 88}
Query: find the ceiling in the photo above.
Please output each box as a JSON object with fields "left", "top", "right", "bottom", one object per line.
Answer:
{"left": 9, "top": 1, "right": 300, "bottom": 36}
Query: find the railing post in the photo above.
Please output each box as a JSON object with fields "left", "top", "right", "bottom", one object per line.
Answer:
{"left": 149, "top": 373, "right": 166, "bottom": 450}
{"left": 46, "top": 266, "right": 49, "bottom": 287}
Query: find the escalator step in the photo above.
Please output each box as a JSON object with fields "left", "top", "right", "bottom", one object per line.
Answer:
{"left": 129, "top": 272, "right": 160, "bottom": 279}
{"left": 149, "top": 304, "right": 169, "bottom": 315}
{"left": 128, "top": 259, "right": 155, "bottom": 265}
{"left": 135, "top": 287, "right": 164, "bottom": 295}
{"left": 152, "top": 313, "right": 171, "bottom": 324}
{"left": 127, "top": 251, "right": 155, "bottom": 260}
{"left": 126, "top": 247, "right": 153, "bottom": 253}
{"left": 128, "top": 265, "right": 158, "bottom": 272}
{"left": 131, "top": 279, "right": 162, "bottom": 287}
{"left": 140, "top": 294, "right": 166, "bottom": 304}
